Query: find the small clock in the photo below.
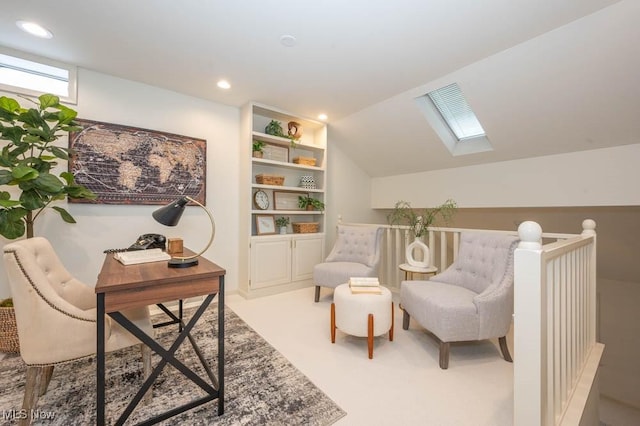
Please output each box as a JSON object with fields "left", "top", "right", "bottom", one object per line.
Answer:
{"left": 253, "top": 190, "right": 269, "bottom": 210}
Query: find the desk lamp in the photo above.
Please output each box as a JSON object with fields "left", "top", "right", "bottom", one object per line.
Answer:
{"left": 152, "top": 196, "right": 215, "bottom": 268}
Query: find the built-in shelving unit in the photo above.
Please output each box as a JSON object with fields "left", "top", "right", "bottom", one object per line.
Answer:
{"left": 239, "top": 102, "right": 327, "bottom": 298}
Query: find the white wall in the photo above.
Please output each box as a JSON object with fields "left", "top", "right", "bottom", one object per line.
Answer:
{"left": 325, "top": 138, "right": 386, "bottom": 249}
{"left": 371, "top": 143, "right": 640, "bottom": 208}
{"left": 0, "top": 69, "right": 239, "bottom": 298}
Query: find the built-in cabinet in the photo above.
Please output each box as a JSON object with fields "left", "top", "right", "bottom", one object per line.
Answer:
{"left": 239, "top": 102, "right": 327, "bottom": 298}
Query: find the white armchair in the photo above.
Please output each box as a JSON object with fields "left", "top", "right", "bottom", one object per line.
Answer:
{"left": 313, "top": 225, "right": 384, "bottom": 302}
{"left": 2, "top": 237, "right": 153, "bottom": 424}
{"left": 400, "top": 232, "right": 518, "bottom": 369}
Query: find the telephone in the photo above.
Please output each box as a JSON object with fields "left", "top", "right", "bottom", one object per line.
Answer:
{"left": 104, "top": 234, "right": 167, "bottom": 253}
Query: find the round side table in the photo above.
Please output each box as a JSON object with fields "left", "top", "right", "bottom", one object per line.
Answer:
{"left": 399, "top": 263, "right": 438, "bottom": 281}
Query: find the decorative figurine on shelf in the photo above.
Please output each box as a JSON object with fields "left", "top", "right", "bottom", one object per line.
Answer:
{"left": 265, "top": 120, "right": 286, "bottom": 137}
{"left": 275, "top": 216, "right": 290, "bottom": 234}
{"left": 287, "top": 121, "right": 303, "bottom": 140}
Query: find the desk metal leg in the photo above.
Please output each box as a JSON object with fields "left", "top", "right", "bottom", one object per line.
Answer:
{"left": 97, "top": 293, "right": 106, "bottom": 426}
{"left": 218, "top": 276, "right": 225, "bottom": 415}
{"left": 109, "top": 293, "right": 220, "bottom": 425}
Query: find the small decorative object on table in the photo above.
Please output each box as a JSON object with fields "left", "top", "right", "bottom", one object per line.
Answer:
{"left": 167, "top": 238, "right": 184, "bottom": 255}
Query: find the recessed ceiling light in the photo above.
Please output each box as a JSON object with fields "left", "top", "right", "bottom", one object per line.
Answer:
{"left": 16, "top": 20, "right": 53, "bottom": 39}
{"left": 318, "top": 114, "right": 328, "bottom": 121}
{"left": 280, "top": 35, "right": 297, "bottom": 47}
{"left": 217, "top": 80, "right": 231, "bottom": 89}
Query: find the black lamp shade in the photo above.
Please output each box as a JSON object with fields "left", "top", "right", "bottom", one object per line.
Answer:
{"left": 152, "top": 197, "right": 189, "bottom": 226}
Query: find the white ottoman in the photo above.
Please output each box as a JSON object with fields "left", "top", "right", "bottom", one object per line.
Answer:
{"left": 330, "top": 283, "right": 394, "bottom": 359}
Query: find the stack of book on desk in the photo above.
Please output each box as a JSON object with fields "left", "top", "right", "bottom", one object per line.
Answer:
{"left": 348, "top": 277, "right": 382, "bottom": 294}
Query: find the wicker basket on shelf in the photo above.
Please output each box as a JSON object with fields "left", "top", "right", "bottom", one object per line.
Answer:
{"left": 255, "top": 174, "right": 285, "bottom": 186}
{"left": 292, "top": 157, "right": 317, "bottom": 166}
{"left": 0, "top": 306, "right": 20, "bottom": 353}
{"left": 292, "top": 222, "right": 320, "bottom": 234}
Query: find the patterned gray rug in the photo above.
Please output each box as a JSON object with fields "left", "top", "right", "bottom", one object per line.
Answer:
{"left": 0, "top": 305, "right": 346, "bottom": 425}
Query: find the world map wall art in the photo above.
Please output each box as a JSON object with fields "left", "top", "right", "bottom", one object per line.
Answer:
{"left": 68, "top": 119, "right": 206, "bottom": 205}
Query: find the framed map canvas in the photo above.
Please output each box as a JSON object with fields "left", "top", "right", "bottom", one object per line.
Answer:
{"left": 68, "top": 119, "right": 206, "bottom": 205}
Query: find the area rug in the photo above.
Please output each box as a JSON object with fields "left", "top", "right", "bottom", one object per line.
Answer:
{"left": 0, "top": 304, "right": 346, "bottom": 425}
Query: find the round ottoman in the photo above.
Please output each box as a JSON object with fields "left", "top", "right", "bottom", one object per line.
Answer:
{"left": 330, "top": 283, "right": 394, "bottom": 359}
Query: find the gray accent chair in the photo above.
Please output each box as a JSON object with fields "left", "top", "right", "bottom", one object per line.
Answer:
{"left": 313, "top": 225, "right": 384, "bottom": 302}
{"left": 400, "top": 231, "right": 519, "bottom": 369}
{"left": 3, "top": 237, "right": 153, "bottom": 424}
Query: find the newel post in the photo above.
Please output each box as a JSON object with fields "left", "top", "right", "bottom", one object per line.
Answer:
{"left": 513, "top": 221, "right": 545, "bottom": 426}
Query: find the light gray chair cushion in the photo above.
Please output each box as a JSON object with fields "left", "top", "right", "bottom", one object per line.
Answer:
{"left": 401, "top": 231, "right": 518, "bottom": 342}
{"left": 313, "top": 225, "right": 383, "bottom": 293}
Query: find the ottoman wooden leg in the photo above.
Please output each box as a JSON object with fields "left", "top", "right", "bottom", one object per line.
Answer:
{"left": 368, "top": 313, "right": 374, "bottom": 359}
{"left": 330, "top": 302, "right": 336, "bottom": 343}
{"left": 389, "top": 302, "right": 394, "bottom": 341}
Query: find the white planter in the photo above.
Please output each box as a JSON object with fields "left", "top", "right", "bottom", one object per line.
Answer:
{"left": 406, "top": 238, "right": 430, "bottom": 268}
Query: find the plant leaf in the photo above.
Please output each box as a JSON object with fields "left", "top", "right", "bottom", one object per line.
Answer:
{"left": 38, "top": 94, "right": 60, "bottom": 110}
{"left": 19, "top": 189, "right": 45, "bottom": 210}
{"left": 0, "top": 209, "right": 26, "bottom": 239}
{"left": 11, "top": 166, "right": 39, "bottom": 180}
{"left": 34, "top": 173, "right": 64, "bottom": 193}
{"left": 51, "top": 206, "right": 76, "bottom": 223}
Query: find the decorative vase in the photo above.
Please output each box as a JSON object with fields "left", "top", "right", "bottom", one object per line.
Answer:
{"left": 279, "top": 226, "right": 287, "bottom": 235}
{"left": 406, "top": 238, "right": 430, "bottom": 268}
{"left": 252, "top": 151, "right": 263, "bottom": 158}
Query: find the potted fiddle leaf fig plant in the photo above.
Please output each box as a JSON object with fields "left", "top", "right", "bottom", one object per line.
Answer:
{"left": 0, "top": 93, "right": 97, "bottom": 240}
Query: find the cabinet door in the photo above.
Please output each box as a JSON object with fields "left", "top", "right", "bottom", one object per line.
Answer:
{"left": 251, "top": 237, "right": 291, "bottom": 289}
{"left": 292, "top": 235, "right": 325, "bottom": 282}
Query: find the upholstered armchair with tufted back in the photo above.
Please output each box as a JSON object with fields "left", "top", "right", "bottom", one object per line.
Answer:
{"left": 313, "top": 225, "right": 384, "bottom": 302}
{"left": 2, "top": 237, "right": 153, "bottom": 424}
{"left": 400, "top": 231, "right": 519, "bottom": 369}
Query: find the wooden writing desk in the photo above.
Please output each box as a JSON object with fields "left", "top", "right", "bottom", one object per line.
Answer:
{"left": 95, "top": 249, "right": 225, "bottom": 425}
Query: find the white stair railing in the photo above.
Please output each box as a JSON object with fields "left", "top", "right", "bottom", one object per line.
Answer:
{"left": 514, "top": 220, "right": 602, "bottom": 426}
{"left": 340, "top": 219, "right": 601, "bottom": 425}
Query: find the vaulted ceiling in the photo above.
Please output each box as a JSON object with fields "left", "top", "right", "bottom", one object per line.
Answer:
{"left": 1, "top": 0, "right": 637, "bottom": 177}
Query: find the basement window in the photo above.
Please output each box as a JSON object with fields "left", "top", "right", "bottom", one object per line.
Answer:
{"left": 0, "top": 48, "right": 77, "bottom": 104}
{"left": 415, "top": 82, "right": 492, "bottom": 156}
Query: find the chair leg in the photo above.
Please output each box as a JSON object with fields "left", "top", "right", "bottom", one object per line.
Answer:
{"left": 330, "top": 303, "right": 336, "bottom": 343}
{"left": 439, "top": 342, "right": 450, "bottom": 369}
{"left": 367, "top": 314, "right": 374, "bottom": 359}
{"left": 140, "top": 344, "right": 153, "bottom": 403}
{"left": 499, "top": 336, "right": 513, "bottom": 362}
{"left": 402, "top": 309, "right": 410, "bottom": 330}
{"left": 314, "top": 286, "right": 321, "bottom": 302}
{"left": 389, "top": 302, "right": 394, "bottom": 341}
{"left": 39, "top": 365, "right": 54, "bottom": 396}
{"left": 22, "top": 366, "right": 48, "bottom": 425}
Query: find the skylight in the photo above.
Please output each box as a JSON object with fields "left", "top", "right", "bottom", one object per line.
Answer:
{"left": 414, "top": 82, "right": 492, "bottom": 156}
{"left": 0, "top": 48, "right": 77, "bottom": 103}
{"left": 427, "top": 83, "right": 485, "bottom": 140}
